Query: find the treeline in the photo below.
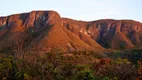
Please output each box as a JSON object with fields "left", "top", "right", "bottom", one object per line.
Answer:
{"left": 0, "top": 49, "right": 142, "bottom": 80}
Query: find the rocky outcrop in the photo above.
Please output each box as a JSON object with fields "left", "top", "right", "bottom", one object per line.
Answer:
{"left": 63, "top": 19, "right": 142, "bottom": 49}
{"left": 0, "top": 10, "right": 142, "bottom": 53}
{"left": 0, "top": 11, "right": 102, "bottom": 52}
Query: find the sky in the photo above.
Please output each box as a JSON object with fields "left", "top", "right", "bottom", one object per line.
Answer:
{"left": 0, "top": 0, "right": 142, "bottom": 22}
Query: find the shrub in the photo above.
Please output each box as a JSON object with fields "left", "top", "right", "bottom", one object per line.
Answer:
{"left": 94, "top": 58, "right": 138, "bottom": 80}
{"left": 73, "top": 69, "right": 94, "bottom": 80}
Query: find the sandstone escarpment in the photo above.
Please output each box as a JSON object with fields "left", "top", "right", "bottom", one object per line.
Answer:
{"left": 0, "top": 11, "right": 142, "bottom": 53}
{"left": 63, "top": 19, "right": 142, "bottom": 49}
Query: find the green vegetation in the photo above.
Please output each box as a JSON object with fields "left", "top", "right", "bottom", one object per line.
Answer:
{"left": 0, "top": 49, "right": 141, "bottom": 80}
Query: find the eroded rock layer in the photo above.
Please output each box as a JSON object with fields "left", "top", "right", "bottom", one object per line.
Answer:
{"left": 0, "top": 11, "right": 142, "bottom": 52}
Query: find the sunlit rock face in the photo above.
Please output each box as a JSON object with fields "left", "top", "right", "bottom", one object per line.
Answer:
{"left": 63, "top": 19, "right": 142, "bottom": 49}
{"left": 0, "top": 11, "right": 142, "bottom": 53}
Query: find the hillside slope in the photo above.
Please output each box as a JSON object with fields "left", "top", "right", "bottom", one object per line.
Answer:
{"left": 0, "top": 10, "right": 142, "bottom": 52}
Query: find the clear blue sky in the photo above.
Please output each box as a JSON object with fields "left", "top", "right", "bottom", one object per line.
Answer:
{"left": 0, "top": 0, "right": 142, "bottom": 22}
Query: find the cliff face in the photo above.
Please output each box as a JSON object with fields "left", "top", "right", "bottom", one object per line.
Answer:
{"left": 0, "top": 10, "right": 142, "bottom": 52}
{"left": 63, "top": 19, "right": 142, "bottom": 49}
